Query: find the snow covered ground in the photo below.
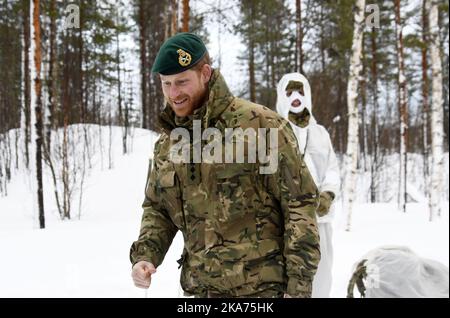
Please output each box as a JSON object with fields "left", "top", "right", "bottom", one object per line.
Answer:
{"left": 0, "top": 126, "right": 448, "bottom": 297}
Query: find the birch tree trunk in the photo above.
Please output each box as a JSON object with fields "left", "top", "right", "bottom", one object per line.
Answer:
{"left": 344, "top": 0, "right": 365, "bottom": 232}
{"left": 370, "top": 26, "right": 380, "bottom": 203}
{"left": 394, "top": 0, "right": 409, "bottom": 213}
{"left": 427, "top": 0, "right": 445, "bottom": 220}
{"left": 421, "top": 0, "right": 430, "bottom": 200}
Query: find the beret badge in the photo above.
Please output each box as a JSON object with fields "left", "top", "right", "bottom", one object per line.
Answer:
{"left": 177, "top": 49, "right": 192, "bottom": 67}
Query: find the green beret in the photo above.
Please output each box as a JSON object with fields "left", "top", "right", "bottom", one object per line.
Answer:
{"left": 151, "top": 32, "right": 207, "bottom": 75}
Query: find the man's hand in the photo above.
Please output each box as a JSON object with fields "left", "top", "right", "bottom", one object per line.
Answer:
{"left": 316, "top": 191, "right": 335, "bottom": 217}
{"left": 132, "top": 261, "right": 156, "bottom": 289}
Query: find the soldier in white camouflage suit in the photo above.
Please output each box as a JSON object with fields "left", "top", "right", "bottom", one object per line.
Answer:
{"left": 276, "top": 72, "right": 341, "bottom": 298}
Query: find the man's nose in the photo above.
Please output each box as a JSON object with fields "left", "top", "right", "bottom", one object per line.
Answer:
{"left": 169, "top": 85, "right": 180, "bottom": 99}
{"left": 291, "top": 99, "right": 301, "bottom": 107}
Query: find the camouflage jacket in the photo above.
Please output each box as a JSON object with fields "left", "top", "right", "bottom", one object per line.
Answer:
{"left": 130, "top": 70, "right": 320, "bottom": 297}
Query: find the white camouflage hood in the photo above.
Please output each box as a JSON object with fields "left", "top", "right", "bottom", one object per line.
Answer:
{"left": 276, "top": 72, "right": 316, "bottom": 126}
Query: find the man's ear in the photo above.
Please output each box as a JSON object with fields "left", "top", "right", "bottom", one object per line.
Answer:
{"left": 201, "top": 64, "right": 212, "bottom": 84}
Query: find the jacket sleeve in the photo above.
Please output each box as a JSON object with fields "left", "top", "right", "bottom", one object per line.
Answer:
{"left": 319, "top": 127, "right": 341, "bottom": 197}
{"left": 264, "top": 119, "right": 321, "bottom": 298}
{"left": 129, "top": 141, "right": 178, "bottom": 268}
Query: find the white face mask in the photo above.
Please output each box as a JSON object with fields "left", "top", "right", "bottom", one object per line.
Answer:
{"left": 288, "top": 91, "right": 307, "bottom": 114}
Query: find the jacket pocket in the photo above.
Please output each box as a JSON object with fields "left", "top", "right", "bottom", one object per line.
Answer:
{"left": 215, "top": 163, "right": 260, "bottom": 222}
{"left": 157, "top": 170, "right": 185, "bottom": 230}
